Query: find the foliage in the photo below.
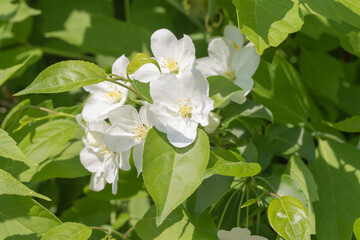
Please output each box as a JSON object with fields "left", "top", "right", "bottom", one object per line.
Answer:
{"left": 1, "top": 0, "right": 360, "bottom": 239}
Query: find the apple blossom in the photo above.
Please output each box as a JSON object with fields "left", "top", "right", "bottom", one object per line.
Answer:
{"left": 104, "top": 105, "right": 152, "bottom": 176}
{"left": 217, "top": 227, "right": 268, "bottom": 240}
{"left": 132, "top": 28, "right": 196, "bottom": 83}
{"left": 148, "top": 70, "right": 214, "bottom": 148}
{"left": 77, "top": 116, "right": 131, "bottom": 194}
{"left": 81, "top": 55, "right": 129, "bottom": 122}
{"left": 195, "top": 25, "right": 260, "bottom": 104}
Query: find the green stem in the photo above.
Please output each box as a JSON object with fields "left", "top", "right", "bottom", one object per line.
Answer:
{"left": 246, "top": 188, "right": 249, "bottom": 229}
{"left": 90, "top": 226, "right": 126, "bottom": 240}
{"left": 218, "top": 189, "right": 239, "bottom": 230}
{"left": 237, "top": 186, "right": 246, "bottom": 227}
{"left": 124, "top": 0, "right": 131, "bottom": 22}
{"left": 37, "top": 107, "right": 76, "bottom": 118}
{"left": 110, "top": 80, "right": 138, "bottom": 95}
{"left": 209, "top": 182, "right": 242, "bottom": 214}
{"left": 256, "top": 207, "right": 261, "bottom": 235}
{"left": 124, "top": 225, "right": 135, "bottom": 239}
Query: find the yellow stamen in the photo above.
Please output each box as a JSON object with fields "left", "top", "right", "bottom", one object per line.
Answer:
{"left": 175, "top": 99, "right": 193, "bottom": 119}
{"left": 132, "top": 123, "right": 149, "bottom": 141}
{"left": 232, "top": 41, "right": 240, "bottom": 50}
{"left": 162, "top": 57, "right": 179, "bottom": 74}
{"left": 224, "top": 70, "right": 235, "bottom": 80}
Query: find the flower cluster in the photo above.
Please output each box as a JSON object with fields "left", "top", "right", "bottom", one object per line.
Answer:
{"left": 78, "top": 26, "right": 259, "bottom": 194}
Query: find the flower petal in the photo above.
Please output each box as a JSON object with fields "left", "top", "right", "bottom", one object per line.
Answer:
{"left": 120, "top": 149, "right": 131, "bottom": 171}
{"left": 166, "top": 122, "right": 198, "bottom": 148}
{"left": 104, "top": 124, "right": 136, "bottom": 152}
{"left": 176, "top": 34, "right": 196, "bottom": 71}
{"left": 224, "top": 25, "right": 244, "bottom": 48}
{"left": 208, "top": 37, "right": 232, "bottom": 69}
{"left": 104, "top": 154, "right": 119, "bottom": 183}
{"left": 82, "top": 96, "right": 111, "bottom": 122}
{"left": 80, "top": 146, "right": 103, "bottom": 173}
{"left": 131, "top": 63, "right": 160, "bottom": 83}
{"left": 112, "top": 54, "right": 130, "bottom": 78}
{"left": 111, "top": 171, "right": 119, "bottom": 195}
{"left": 232, "top": 46, "right": 260, "bottom": 80}
{"left": 89, "top": 171, "right": 106, "bottom": 192}
{"left": 133, "top": 143, "right": 144, "bottom": 176}
{"left": 151, "top": 28, "right": 178, "bottom": 59}
{"left": 108, "top": 105, "right": 141, "bottom": 125}
{"left": 195, "top": 57, "right": 224, "bottom": 77}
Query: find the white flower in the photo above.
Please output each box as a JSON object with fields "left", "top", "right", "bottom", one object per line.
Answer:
{"left": 81, "top": 55, "right": 129, "bottom": 122}
{"left": 148, "top": 70, "right": 214, "bottom": 148}
{"left": 195, "top": 25, "right": 260, "bottom": 104}
{"left": 132, "top": 28, "right": 196, "bottom": 83}
{"left": 77, "top": 116, "right": 131, "bottom": 194}
{"left": 217, "top": 227, "right": 268, "bottom": 240}
{"left": 104, "top": 105, "right": 152, "bottom": 176}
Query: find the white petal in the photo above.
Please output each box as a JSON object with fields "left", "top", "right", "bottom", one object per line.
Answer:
{"left": 150, "top": 73, "right": 185, "bottom": 104}
{"left": 204, "top": 112, "right": 221, "bottom": 133}
{"left": 104, "top": 124, "right": 136, "bottom": 152}
{"left": 89, "top": 171, "right": 106, "bottom": 192}
{"left": 80, "top": 146, "right": 103, "bottom": 173}
{"left": 166, "top": 122, "right": 198, "bottom": 148}
{"left": 131, "top": 63, "right": 160, "bottom": 83}
{"left": 108, "top": 105, "right": 141, "bottom": 125}
{"left": 87, "top": 119, "right": 110, "bottom": 133}
{"left": 151, "top": 28, "right": 178, "bottom": 59}
{"left": 83, "top": 81, "right": 115, "bottom": 94}
{"left": 232, "top": 46, "right": 260, "bottom": 80}
{"left": 234, "top": 77, "right": 254, "bottom": 92}
{"left": 195, "top": 57, "right": 224, "bottom": 77}
{"left": 104, "top": 154, "right": 119, "bottom": 183}
{"left": 192, "top": 95, "right": 214, "bottom": 126}
{"left": 111, "top": 171, "right": 119, "bottom": 195}
{"left": 148, "top": 103, "right": 170, "bottom": 133}
{"left": 176, "top": 34, "right": 195, "bottom": 71}
{"left": 112, "top": 55, "right": 130, "bottom": 78}
{"left": 133, "top": 143, "right": 144, "bottom": 176}
{"left": 82, "top": 96, "right": 111, "bottom": 122}
{"left": 230, "top": 91, "right": 247, "bottom": 104}
{"left": 224, "top": 25, "right": 244, "bottom": 47}
{"left": 120, "top": 150, "right": 131, "bottom": 171}
{"left": 208, "top": 37, "right": 232, "bottom": 69}
{"left": 139, "top": 104, "right": 152, "bottom": 127}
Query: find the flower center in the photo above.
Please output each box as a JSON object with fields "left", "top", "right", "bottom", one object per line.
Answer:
{"left": 104, "top": 90, "right": 123, "bottom": 102}
{"left": 162, "top": 57, "right": 179, "bottom": 74}
{"left": 224, "top": 70, "right": 235, "bottom": 80}
{"left": 232, "top": 41, "right": 240, "bottom": 50}
{"left": 174, "top": 99, "right": 193, "bottom": 119}
{"left": 132, "top": 124, "right": 149, "bottom": 141}
{"left": 99, "top": 142, "right": 111, "bottom": 157}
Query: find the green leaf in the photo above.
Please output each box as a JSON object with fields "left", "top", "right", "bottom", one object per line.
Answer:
{"left": 45, "top": 10, "right": 150, "bottom": 57}
{"left": 127, "top": 53, "right": 161, "bottom": 75}
{"left": 186, "top": 175, "right": 233, "bottom": 218}
{"left": 222, "top": 100, "right": 273, "bottom": 125}
{"left": 15, "top": 60, "right": 107, "bottom": 96}
{"left": 207, "top": 75, "right": 243, "bottom": 108}
{"left": 41, "top": 222, "right": 92, "bottom": 240}
{"left": 0, "top": 169, "right": 50, "bottom": 201}
{"left": 135, "top": 206, "right": 217, "bottom": 240}
{"left": 60, "top": 198, "right": 113, "bottom": 226}
{"left": 132, "top": 80, "right": 153, "bottom": 103}
{"left": 0, "top": 128, "right": 28, "bottom": 162}
{"left": 354, "top": 218, "right": 360, "bottom": 240}
{"left": 325, "top": 115, "right": 360, "bottom": 132}
{"left": 312, "top": 139, "right": 360, "bottom": 240}
{"left": 286, "top": 155, "right": 318, "bottom": 234}
{"left": 9, "top": 0, "right": 41, "bottom": 23}
{"left": 0, "top": 46, "right": 42, "bottom": 86}
{"left": 299, "top": 50, "right": 343, "bottom": 102}
{"left": 205, "top": 149, "right": 261, "bottom": 178}
{"left": 233, "top": 0, "right": 304, "bottom": 54}
{"left": 31, "top": 141, "right": 89, "bottom": 181}
{"left": 252, "top": 53, "right": 310, "bottom": 124}
{"left": 0, "top": 0, "right": 18, "bottom": 21}
{"left": 241, "top": 198, "right": 258, "bottom": 208}
{"left": 18, "top": 119, "right": 78, "bottom": 181}
{"left": 0, "top": 195, "right": 61, "bottom": 239}
{"left": 270, "top": 126, "right": 315, "bottom": 164}
{"left": 268, "top": 196, "right": 308, "bottom": 240}
{"left": 1, "top": 99, "right": 30, "bottom": 130}
{"left": 142, "top": 128, "right": 210, "bottom": 225}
